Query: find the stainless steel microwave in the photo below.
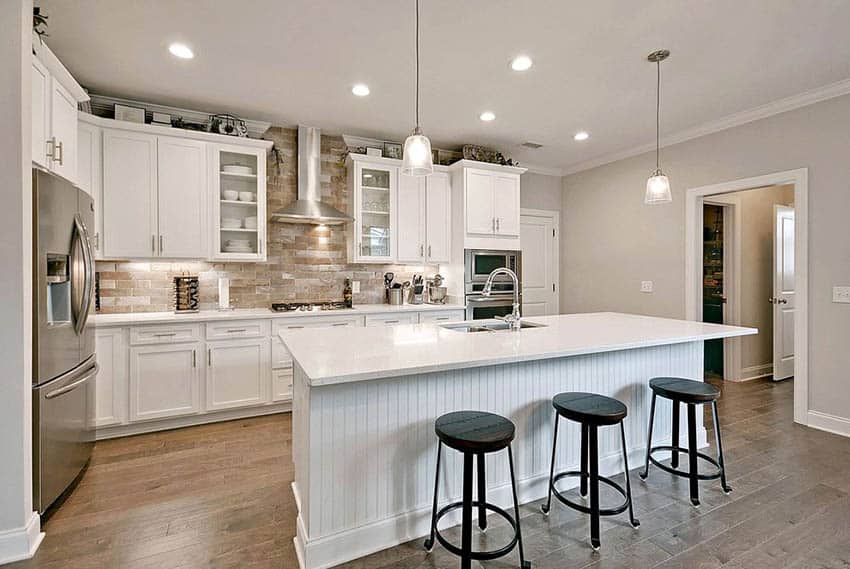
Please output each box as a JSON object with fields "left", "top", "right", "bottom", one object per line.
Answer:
{"left": 464, "top": 249, "right": 521, "bottom": 283}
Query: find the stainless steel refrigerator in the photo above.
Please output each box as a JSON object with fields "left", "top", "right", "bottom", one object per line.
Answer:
{"left": 32, "top": 169, "right": 98, "bottom": 513}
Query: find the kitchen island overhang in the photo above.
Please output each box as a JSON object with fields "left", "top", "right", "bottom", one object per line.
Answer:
{"left": 282, "top": 312, "right": 756, "bottom": 569}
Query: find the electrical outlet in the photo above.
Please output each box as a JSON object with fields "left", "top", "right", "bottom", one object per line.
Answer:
{"left": 352, "top": 280, "right": 361, "bottom": 294}
{"left": 640, "top": 281, "right": 654, "bottom": 293}
{"left": 833, "top": 286, "right": 850, "bottom": 303}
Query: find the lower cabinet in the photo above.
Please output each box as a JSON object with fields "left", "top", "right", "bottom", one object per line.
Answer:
{"left": 206, "top": 337, "right": 270, "bottom": 411}
{"left": 94, "top": 327, "right": 127, "bottom": 427}
{"left": 129, "top": 342, "right": 201, "bottom": 421}
{"left": 272, "top": 367, "right": 294, "bottom": 402}
{"left": 365, "top": 313, "right": 419, "bottom": 327}
{"left": 418, "top": 309, "right": 467, "bottom": 324}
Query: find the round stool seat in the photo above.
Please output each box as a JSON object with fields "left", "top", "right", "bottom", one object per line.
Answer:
{"left": 553, "top": 392, "right": 627, "bottom": 426}
{"left": 435, "top": 411, "right": 515, "bottom": 453}
{"left": 649, "top": 377, "right": 720, "bottom": 403}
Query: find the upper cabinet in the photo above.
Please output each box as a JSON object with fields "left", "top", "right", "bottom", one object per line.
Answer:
{"left": 397, "top": 171, "right": 451, "bottom": 264}
{"left": 157, "top": 137, "right": 208, "bottom": 259}
{"left": 77, "top": 120, "right": 103, "bottom": 257}
{"left": 31, "top": 40, "right": 89, "bottom": 185}
{"left": 348, "top": 155, "right": 397, "bottom": 263}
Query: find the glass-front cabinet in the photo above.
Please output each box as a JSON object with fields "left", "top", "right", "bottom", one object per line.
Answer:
{"left": 210, "top": 143, "right": 267, "bottom": 261}
{"left": 347, "top": 155, "right": 397, "bottom": 263}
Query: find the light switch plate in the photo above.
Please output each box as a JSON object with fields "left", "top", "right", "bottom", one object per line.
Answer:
{"left": 352, "top": 281, "right": 361, "bottom": 294}
{"left": 640, "top": 281, "right": 654, "bottom": 293}
{"left": 833, "top": 286, "right": 850, "bottom": 303}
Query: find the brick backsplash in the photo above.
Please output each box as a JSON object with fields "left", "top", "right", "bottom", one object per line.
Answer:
{"left": 95, "top": 126, "right": 438, "bottom": 314}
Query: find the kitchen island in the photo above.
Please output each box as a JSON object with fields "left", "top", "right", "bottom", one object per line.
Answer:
{"left": 281, "top": 312, "right": 756, "bottom": 569}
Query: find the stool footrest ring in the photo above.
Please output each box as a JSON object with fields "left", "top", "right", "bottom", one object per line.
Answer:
{"left": 433, "top": 500, "right": 520, "bottom": 561}
{"left": 549, "top": 471, "right": 630, "bottom": 516}
{"left": 647, "top": 445, "right": 722, "bottom": 481}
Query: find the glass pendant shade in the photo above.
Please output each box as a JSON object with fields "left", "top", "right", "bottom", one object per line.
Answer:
{"left": 401, "top": 127, "right": 433, "bottom": 176}
{"left": 645, "top": 170, "right": 672, "bottom": 204}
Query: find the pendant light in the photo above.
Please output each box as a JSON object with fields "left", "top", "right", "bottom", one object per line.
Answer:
{"left": 645, "top": 49, "right": 672, "bottom": 204}
{"left": 401, "top": 0, "right": 434, "bottom": 176}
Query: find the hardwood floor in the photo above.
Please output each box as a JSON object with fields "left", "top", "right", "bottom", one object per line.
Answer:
{"left": 12, "top": 377, "right": 850, "bottom": 569}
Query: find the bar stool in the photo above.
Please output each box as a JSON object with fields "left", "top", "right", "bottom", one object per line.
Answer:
{"left": 424, "top": 411, "right": 530, "bottom": 569}
{"left": 541, "top": 393, "right": 640, "bottom": 551}
{"left": 639, "top": 377, "right": 731, "bottom": 507}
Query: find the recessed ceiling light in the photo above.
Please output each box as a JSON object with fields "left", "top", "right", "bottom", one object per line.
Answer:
{"left": 574, "top": 131, "right": 590, "bottom": 141}
{"left": 479, "top": 111, "right": 496, "bottom": 122}
{"left": 510, "top": 55, "right": 533, "bottom": 71}
{"left": 168, "top": 43, "right": 194, "bottom": 59}
{"left": 352, "top": 83, "right": 370, "bottom": 97}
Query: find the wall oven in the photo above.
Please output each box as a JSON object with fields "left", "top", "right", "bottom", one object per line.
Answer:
{"left": 464, "top": 249, "right": 521, "bottom": 320}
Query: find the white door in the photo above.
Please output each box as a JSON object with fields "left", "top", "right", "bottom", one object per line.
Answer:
{"left": 157, "top": 136, "right": 207, "bottom": 258}
{"left": 94, "top": 328, "right": 127, "bottom": 428}
{"left": 425, "top": 172, "right": 451, "bottom": 263}
{"left": 49, "top": 78, "right": 79, "bottom": 184}
{"left": 129, "top": 343, "right": 200, "bottom": 421}
{"left": 31, "top": 57, "right": 50, "bottom": 168}
{"left": 493, "top": 174, "right": 521, "bottom": 236}
{"left": 102, "top": 129, "right": 158, "bottom": 258}
{"left": 521, "top": 211, "right": 559, "bottom": 316}
{"left": 772, "top": 206, "right": 795, "bottom": 380}
{"left": 397, "top": 173, "right": 425, "bottom": 262}
{"left": 206, "top": 338, "right": 270, "bottom": 411}
{"left": 465, "top": 170, "right": 495, "bottom": 235}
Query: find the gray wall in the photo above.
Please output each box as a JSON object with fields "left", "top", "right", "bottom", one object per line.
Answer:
{"left": 521, "top": 171, "right": 562, "bottom": 212}
{"left": 561, "top": 93, "right": 850, "bottom": 421}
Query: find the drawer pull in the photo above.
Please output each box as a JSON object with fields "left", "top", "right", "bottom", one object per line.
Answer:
{"left": 208, "top": 348, "right": 212, "bottom": 366}
{"left": 287, "top": 325, "right": 305, "bottom": 329}
{"left": 192, "top": 349, "right": 196, "bottom": 368}
{"left": 153, "top": 333, "right": 177, "bottom": 337}
{"left": 332, "top": 323, "right": 349, "bottom": 327}
{"left": 435, "top": 317, "right": 449, "bottom": 321}
{"left": 226, "top": 328, "right": 247, "bottom": 333}
{"left": 384, "top": 320, "right": 399, "bottom": 324}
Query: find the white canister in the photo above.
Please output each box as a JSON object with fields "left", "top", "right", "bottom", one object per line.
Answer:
{"left": 218, "top": 277, "right": 231, "bottom": 310}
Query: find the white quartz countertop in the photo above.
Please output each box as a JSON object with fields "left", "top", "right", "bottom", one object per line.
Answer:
{"left": 91, "top": 303, "right": 464, "bottom": 326}
{"left": 280, "top": 312, "right": 757, "bottom": 386}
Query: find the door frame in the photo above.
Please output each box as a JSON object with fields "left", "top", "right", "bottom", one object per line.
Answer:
{"left": 685, "top": 168, "right": 808, "bottom": 425}
{"left": 520, "top": 208, "right": 560, "bottom": 314}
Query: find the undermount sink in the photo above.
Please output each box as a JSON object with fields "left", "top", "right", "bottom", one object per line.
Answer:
{"left": 440, "top": 320, "right": 547, "bottom": 333}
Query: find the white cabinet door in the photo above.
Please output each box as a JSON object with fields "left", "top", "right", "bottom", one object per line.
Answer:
{"left": 493, "top": 174, "right": 521, "bottom": 237}
{"left": 49, "top": 78, "right": 79, "bottom": 184}
{"left": 102, "top": 129, "right": 158, "bottom": 258}
{"left": 397, "top": 173, "right": 425, "bottom": 262}
{"left": 77, "top": 121, "right": 103, "bottom": 258}
{"left": 272, "top": 368, "right": 294, "bottom": 402}
{"left": 31, "top": 57, "right": 50, "bottom": 169}
{"left": 129, "top": 343, "right": 200, "bottom": 421}
{"left": 465, "top": 170, "right": 495, "bottom": 235}
{"left": 365, "top": 313, "right": 419, "bottom": 326}
{"left": 426, "top": 172, "right": 451, "bottom": 263}
{"left": 205, "top": 338, "right": 270, "bottom": 411}
{"left": 419, "top": 310, "right": 466, "bottom": 324}
{"left": 157, "top": 137, "right": 207, "bottom": 258}
{"left": 94, "top": 328, "right": 127, "bottom": 428}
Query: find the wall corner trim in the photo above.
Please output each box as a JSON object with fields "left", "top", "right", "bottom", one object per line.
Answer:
{"left": 807, "top": 411, "right": 850, "bottom": 438}
{"left": 0, "top": 511, "right": 43, "bottom": 564}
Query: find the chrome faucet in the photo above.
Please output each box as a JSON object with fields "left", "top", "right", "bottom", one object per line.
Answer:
{"left": 481, "top": 267, "right": 521, "bottom": 330}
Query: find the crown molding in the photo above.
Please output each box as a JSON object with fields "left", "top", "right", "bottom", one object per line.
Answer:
{"left": 521, "top": 163, "right": 564, "bottom": 177}
{"left": 562, "top": 78, "right": 850, "bottom": 176}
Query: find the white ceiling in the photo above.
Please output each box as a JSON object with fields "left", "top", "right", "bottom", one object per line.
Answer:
{"left": 40, "top": 0, "right": 850, "bottom": 173}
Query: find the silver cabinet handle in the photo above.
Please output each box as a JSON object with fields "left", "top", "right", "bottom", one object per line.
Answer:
{"left": 153, "top": 332, "right": 177, "bottom": 337}
{"left": 45, "top": 137, "right": 56, "bottom": 161}
{"left": 492, "top": 217, "right": 496, "bottom": 233}
{"left": 428, "top": 244, "right": 432, "bottom": 258}
{"left": 55, "top": 140, "right": 64, "bottom": 165}
{"left": 384, "top": 320, "right": 399, "bottom": 324}
{"left": 192, "top": 349, "right": 196, "bottom": 368}
{"left": 332, "top": 322, "right": 348, "bottom": 327}
{"left": 287, "top": 325, "right": 305, "bottom": 329}
{"left": 152, "top": 235, "right": 156, "bottom": 254}
{"left": 208, "top": 348, "right": 212, "bottom": 366}
{"left": 226, "top": 328, "right": 247, "bottom": 333}
{"left": 259, "top": 238, "right": 264, "bottom": 255}
{"left": 420, "top": 244, "right": 424, "bottom": 257}
{"left": 159, "top": 235, "right": 164, "bottom": 254}
{"left": 93, "top": 232, "right": 100, "bottom": 251}
{"left": 496, "top": 218, "right": 500, "bottom": 232}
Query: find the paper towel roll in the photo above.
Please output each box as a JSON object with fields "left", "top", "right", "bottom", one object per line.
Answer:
{"left": 218, "top": 277, "right": 230, "bottom": 310}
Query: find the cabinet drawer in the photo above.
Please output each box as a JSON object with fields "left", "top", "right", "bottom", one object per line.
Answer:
{"left": 130, "top": 324, "right": 201, "bottom": 345}
{"left": 418, "top": 310, "right": 467, "bottom": 324}
{"left": 272, "top": 368, "right": 294, "bottom": 402}
{"left": 272, "top": 314, "right": 364, "bottom": 335}
{"left": 365, "top": 313, "right": 418, "bottom": 327}
{"left": 272, "top": 337, "right": 293, "bottom": 370}
{"left": 205, "top": 319, "right": 269, "bottom": 340}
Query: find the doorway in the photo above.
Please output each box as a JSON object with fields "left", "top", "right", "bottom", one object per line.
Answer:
{"left": 520, "top": 208, "right": 560, "bottom": 316}
{"left": 685, "top": 168, "right": 809, "bottom": 425}
{"left": 702, "top": 203, "right": 726, "bottom": 379}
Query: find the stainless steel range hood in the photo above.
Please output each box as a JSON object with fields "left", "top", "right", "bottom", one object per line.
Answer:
{"left": 271, "top": 125, "right": 353, "bottom": 225}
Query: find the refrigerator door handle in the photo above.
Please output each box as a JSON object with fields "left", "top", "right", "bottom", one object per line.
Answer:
{"left": 72, "top": 214, "right": 95, "bottom": 335}
{"left": 45, "top": 362, "right": 99, "bottom": 400}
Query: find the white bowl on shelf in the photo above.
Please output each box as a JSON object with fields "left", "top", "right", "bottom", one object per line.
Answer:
{"left": 221, "top": 190, "right": 239, "bottom": 201}
{"left": 244, "top": 216, "right": 258, "bottom": 229}
{"left": 238, "top": 191, "right": 256, "bottom": 202}
{"left": 226, "top": 239, "right": 251, "bottom": 246}
{"left": 222, "top": 165, "right": 254, "bottom": 175}
{"left": 221, "top": 218, "right": 242, "bottom": 229}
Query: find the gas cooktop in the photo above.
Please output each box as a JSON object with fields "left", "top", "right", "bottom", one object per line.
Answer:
{"left": 270, "top": 301, "right": 351, "bottom": 313}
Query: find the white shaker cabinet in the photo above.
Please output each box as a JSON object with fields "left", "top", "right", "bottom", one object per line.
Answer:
{"left": 492, "top": 173, "right": 521, "bottom": 237}
{"left": 102, "top": 129, "right": 158, "bottom": 258}
{"left": 77, "top": 120, "right": 103, "bottom": 257}
{"left": 157, "top": 137, "right": 208, "bottom": 258}
{"left": 425, "top": 172, "right": 452, "bottom": 262}
{"left": 397, "top": 173, "right": 425, "bottom": 262}
{"left": 129, "top": 342, "right": 202, "bottom": 421}
{"left": 94, "top": 327, "right": 127, "bottom": 428}
{"left": 396, "top": 171, "right": 451, "bottom": 264}
{"left": 31, "top": 57, "right": 50, "bottom": 169}
{"left": 347, "top": 155, "right": 397, "bottom": 263}
{"left": 464, "top": 169, "right": 497, "bottom": 235}
{"left": 205, "top": 338, "right": 271, "bottom": 411}
{"left": 49, "top": 79, "right": 79, "bottom": 184}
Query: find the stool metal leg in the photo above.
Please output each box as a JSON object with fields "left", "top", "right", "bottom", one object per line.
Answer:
{"left": 589, "top": 425, "right": 601, "bottom": 550}
{"left": 671, "top": 400, "right": 680, "bottom": 468}
{"left": 541, "top": 411, "right": 559, "bottom": 515}
{"left": 580, "top": 423, "right": 589, "bottom": 498}
{"left": 508, "top": 445, "right": 531, "bottom": 569}
{"left": 619, "top": 422, "right": 640, "bottom": 528}
{"left": 712, "top": 401, "right": 732, "bottom": 494}
{"left": 461, "top": 452, "right": 474, "bottom": 569}
{"left": 687, "top": 404, "right": 700, "bottom": 506}
{"left": 423, "top": 441, "right": 442, "bottom": 551}
{"left": 639, "top": 393, "right": 657, "bottom": 480}
{"left": 477, "top": 453, "right": 487, "bottom": 531}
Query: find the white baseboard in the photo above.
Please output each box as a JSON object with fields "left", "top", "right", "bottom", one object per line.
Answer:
{"left": 293, "top": 430, "right": 707, "bottom": 569}
{"left": 729, "top": 363, "right": 773, "bottom": 382}
{"left": 807, "top": 410, "right": 850, "bottom": 438}
{"left": 0, "top": 511, "right": 43, "bottom": 564}
{"left": 95, "top": 402, "right": 291, "bottom": 440}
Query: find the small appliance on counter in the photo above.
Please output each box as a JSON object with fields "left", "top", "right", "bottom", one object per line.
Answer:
{"left": 173, "top": 275, "right": 200, "bottom": 313}
{"left": 428, "top": 274, "right": 448, "bottom": 304}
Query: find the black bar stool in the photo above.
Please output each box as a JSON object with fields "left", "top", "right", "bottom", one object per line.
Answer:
{"left": 541, "top": 393, "right": 639, "bottom": 551}
{"left": 639, "top": 377, "right": 731, "bottom": 506}
{"left": 424, "top": 411, "right": 530, "bottom": 569}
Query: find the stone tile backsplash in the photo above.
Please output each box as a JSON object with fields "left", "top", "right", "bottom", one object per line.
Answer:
{"left": 95, "top": 126, "right": 438, "bottom": 313}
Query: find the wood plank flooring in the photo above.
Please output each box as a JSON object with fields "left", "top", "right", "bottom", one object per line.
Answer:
{"left": 11, "top": 377, "right": 850, "bottom": 569}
